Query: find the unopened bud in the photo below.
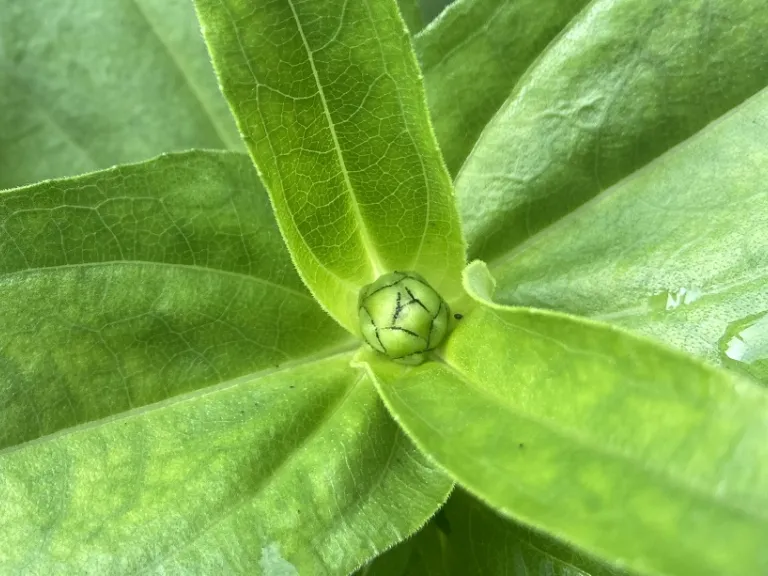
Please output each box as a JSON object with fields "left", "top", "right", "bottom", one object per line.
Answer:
{"left": 358, "top": 271, "right": 450, "bottom": 365}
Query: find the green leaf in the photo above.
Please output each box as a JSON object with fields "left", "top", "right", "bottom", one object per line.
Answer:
{"left": 486, "top": 88, "right": 768, "bottom": 385}
{"left": 0, "top": 151, "right": 352, "bottom": 447}
{"left": 452, "top": 0, "right": 768, "bottom": 262}
{"left": 441, "top": 489, "right": 625, "bottom": 576}
{"left": 363, "top": 274, "right": 768, "bottom": 576}
{"left": 0, "top": 0, "right": 242, "bottom": 189}
{"left": 194, "top": 0, "right": 467, "bottom": 333}
{"left": 415, "top": 0, "right": 591, "bottom": 175}
{"left": 0, "top": 353, "right": 453, "bottom": 574}
{"left": 0, "top": 152, "right": 452, "bottom": 571}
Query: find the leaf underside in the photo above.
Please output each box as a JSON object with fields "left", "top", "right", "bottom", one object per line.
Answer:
{"left": 0, "top": 0, "right": 242, "bottom": 190}
{"left": 454, "top": 0, "right": 768, "bottom": 263}
{"left": 489, "top": 88, "right": 768, "bottom": 385}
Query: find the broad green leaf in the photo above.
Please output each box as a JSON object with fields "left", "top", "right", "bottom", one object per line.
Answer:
{"left": 454, "top": 0, "right": 768, "bottom": 261}
{"left": 415, "top": 0, "right": 590, "bottom": 175}
{"left": 441, "top": 489, "right": 625, "bottom": 576}
{"left": 0, "top": 152, "right": 452, "bottom": 570}
{"left": 195, "top": 0, "right": 467, "bottom": 333}
{"left": 0, "top": 354, "right": 453, "bottom": 574}
{"left": 363, "top": 277, "right": 768, "bottom": 576}
{"left": 488, "top": 88, "right": 768, "bottom": 384}
{"left": 0, "top": 151, "right": 352, "bottom": 448}
{"left": 0, "top": 0, "right": 242, "bottom": 189}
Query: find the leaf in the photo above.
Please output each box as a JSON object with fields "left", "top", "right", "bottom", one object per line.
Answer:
{"left": 363, "top": 276, "right": 768, "bottom": 576}
{"left": 0, "top": 354, "right": 453, "bottom": 574}
{"left": 0, "top": 152, "right": 452, "bottom": 571}
{"left": 0, "top": 151, "right": 352, "bottom": 448}
{"left": 486, "top": 88, "right": 768, "bottom": 385}
{"left": 451, "top": 0, "right": 768, "bottom": 262}
{"left": 415, "top": 0, "right": 591, "bottom": 175}
{"left": 441, "top": 489, "right": 625, "bottom": 576}
{"left": 0, "top": 0, "right": 242, "bottom": 189}
{"left": 194, "top": 0, "right": 466, "bottom": 333}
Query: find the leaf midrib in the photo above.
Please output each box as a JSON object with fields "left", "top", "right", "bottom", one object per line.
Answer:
{"left": 414, "top": 0, "right": 507, "bottom": 76}
{"left": 362, "top": 0, "right": 432, "bottom": 272}
{"left": 0, "top": 259, "right": 314, "bottom": 302}
{"left": 429, "top": 358, "right": 766, "bottom": 523}
{"left": 0, "top": 345, "right": 360, "bottom": 459}
{"left": 486, "top": 84, "right": 768, "bottom": 273}
{"left": 451, "top": 0, "right": 600, "bottom": 188}
{"left": 146, "top": 368, "right": 368, "bottom": 571}
{"left": 1, "top": 72, "right": 101, "bottom": 174}
{"left": 285, "top": 0, "right": 383, "bottom": 279}
{"left": 129, "top": 0, "right": 236, "bottom": 149}
{"left": 445, "top": 0, "right": 767, "bottom": 272}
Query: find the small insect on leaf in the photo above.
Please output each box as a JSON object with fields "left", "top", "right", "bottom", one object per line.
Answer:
{"left": 358, "top": 271, "right": 450, "bottom": 365}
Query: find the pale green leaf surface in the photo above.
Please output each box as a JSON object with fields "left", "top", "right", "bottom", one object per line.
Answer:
{"left": 488, "top": 88, "right": 768, "bottom": 384}
{"left": 441, "top": 489, "right": 625, "bottom": 576}
{"left": 455, "top": 0, "right": 768, "bottom": 261}
{"left": 0, "top": 353, "right": 453, "bottom": 574}
{"left": 194, "top": 0, "right": 466, "bottom": 333}
{"left": 0, "top": 152, "right": 452, "bottom": 571}
{"left": 364, "top": 285, "right": 768, "bottom": 575}
{"left": 0, "top": 151, "right": 353, "bottom": 448}
{"left": 0, "top": 0, "right": 242, "bottom": 190}
{"left": 415, "top": 0, "right": 590, "bottom": 175}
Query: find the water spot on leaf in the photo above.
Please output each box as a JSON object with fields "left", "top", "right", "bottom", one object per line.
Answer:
{"left": 259, "top": 542, "right": 298, "bottom": 576}
{"left": 718, "top": 311, "right": 768, "bottom": 384}
{"left": 649, "top": 287, "right": 703, "bottom": 311}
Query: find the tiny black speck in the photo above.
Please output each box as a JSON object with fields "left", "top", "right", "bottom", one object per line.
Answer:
{"left": 454, "top": 313, "right": 463, "bottom": 320}
{"left": 518, "top": 443, "right": 525, "bottom": 449}
{"left": 289, "top": 385, "right": 295, "bottom": 389}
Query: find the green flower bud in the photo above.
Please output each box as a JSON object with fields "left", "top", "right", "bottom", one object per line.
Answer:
{"left": 358, "top": 271, "right": 450, "bottom": 365}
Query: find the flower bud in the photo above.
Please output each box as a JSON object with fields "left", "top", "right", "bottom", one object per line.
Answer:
{"left": 358, "top": 271, "right": 450, "bottom": 365}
